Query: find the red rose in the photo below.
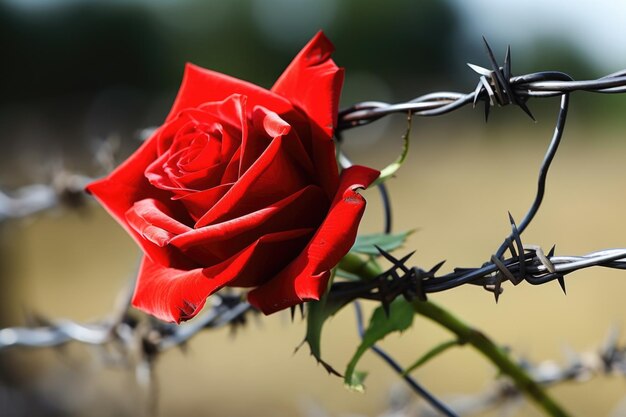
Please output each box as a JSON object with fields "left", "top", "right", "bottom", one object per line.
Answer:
{"left": 87, "top": 32, "right": 379, "bottom": 323}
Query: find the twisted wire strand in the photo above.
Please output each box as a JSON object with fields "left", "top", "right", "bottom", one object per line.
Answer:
{"left": 337, "top": 71, "right": 626, "bottom": 129}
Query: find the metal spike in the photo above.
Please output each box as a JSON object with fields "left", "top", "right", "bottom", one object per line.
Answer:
{"left": 517, "top": 100, "right": 536, "bottom": 122}
{"left": 547, "top": 244, "right": 556, "bottom": 258}
{"left": 375, "top": 246, "right": 414, "bottom": 273}
{"left": 467, "top": 62, "right": 493, "bottom": 77}
{"left": 557, "top": 275, "right": 567, "bottom": 295}
{"left": 493, "top": 275, "right": 502, "bottom": 303}
{"left": 504, "top": 45, "right": 512, "bottom": 80}
{"left": 382, "top": 299, "right": 391, "bottom": 318}
{"left": 508, "top": 212, "right": 526, "bottom": 281}
{"left": 505, "top": 237, "right": 517, "bottom": 259}
{"left": 480, "top": 76, "right": 496, "bottom": 106}
{"left": 472, "top": 81, "right": 483, "bottom": 108}
{"left": 429, "top": 260, "right": 446, "bottom": 275}
{"left": 481, "top": 37, "right": 508, "bottom": 105}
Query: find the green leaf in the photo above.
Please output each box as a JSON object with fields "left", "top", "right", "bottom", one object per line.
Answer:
{"left": 403, "top": 339, "right": 460, "bottom": 375}
{"left": 351, "top": 231, "right": 413, "bottom": 255}
{"left": 344, "top": 299, "right": 415, "bottom": 391}
{"left": 300, "top": 275, "right": 351, "bottom": 376}
{"left": 373, "top": 111, "right": 412, "bottom": 186}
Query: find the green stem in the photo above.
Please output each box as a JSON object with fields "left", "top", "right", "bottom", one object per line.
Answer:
{"left": 338, "top": 253, "right": 572, "bottom": 417}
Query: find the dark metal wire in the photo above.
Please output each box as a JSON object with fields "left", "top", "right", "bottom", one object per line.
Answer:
{"left": 353, "top": 301, "right": 458, "bottom": 417}
{"left": 378, "top": 182, "right": 393, "bottom": 235}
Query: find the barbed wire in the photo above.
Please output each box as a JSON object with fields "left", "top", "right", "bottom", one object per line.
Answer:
{"left": 3, "top": 39, "right": 626, "bottom": 416}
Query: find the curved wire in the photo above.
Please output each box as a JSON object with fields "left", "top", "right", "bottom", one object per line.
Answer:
{"left": 494, "top": 91, "right": 570, "bottom": 259}
{"left": 378, "top": 182, "right": 393, "bottom": 234}
{"left": 353, "top": 301, "right": 458, "bottom": 417}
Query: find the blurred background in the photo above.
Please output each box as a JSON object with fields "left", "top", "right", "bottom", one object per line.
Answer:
{"left": 2, "top": 0, "right": 626, "bottom": 416}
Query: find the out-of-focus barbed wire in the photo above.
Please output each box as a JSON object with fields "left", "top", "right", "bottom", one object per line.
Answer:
{"left": 0, "top": 173, "right": 91, "bottom": 222}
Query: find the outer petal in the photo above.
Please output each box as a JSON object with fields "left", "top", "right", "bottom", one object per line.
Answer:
{"left": 271, "top": 31, "right": 344, "bottom": 139}
{"left": 166, "top": 63, "right": 298, "bottom": 123}
{"left": 132, "top": 229, "right": 313, "bottom": 323}
{"left": 247, "top": 165, "right": 380, "bottom": 314}
{"left": 271, "top": 31, "right": 344, "bottom": 200}
{"left": 86, "top": 133, "right": 190, "bottom": 267}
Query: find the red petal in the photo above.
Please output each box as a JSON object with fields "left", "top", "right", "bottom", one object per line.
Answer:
{"left": 194, "top": 134, "right": 311, "bottom": 227}
{"left": 132, "top": 229, "right": 314, "bottom": 323}
{"left": 86, "top": 134, "right": 190, "bottom": 266}
{"left": 169, "top": 185, "right": 327, "bottom": 262}
{"left": 166, "top": 64, "right": 298, "bottom": 123}
{"left": 239, "top": 106, "right": 315, "bottom": 178}
{"left": 247, "top": 165, "right": 380, "bottom": 314}
{"left": 271, "top": 31, "right": 343, "bottom": 200}
{"left": 271, "top": 31, "right": 344, "bottom": 139}
{"left": 126, "top": 199, "right": 191, "bottom": 247}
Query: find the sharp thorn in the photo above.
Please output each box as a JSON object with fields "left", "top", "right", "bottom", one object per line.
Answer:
{"left": 507, "top": 211, "right": 516, "bottom": 227}
{"left": 547, "top": 244, "right": 556, "bottom": 258}
{"left": 375, "top": 246, "right": 414, "bottom": 273}
{"left": 382, "top": 301, "right": 391, "bottom": 318}
{"left": 467, "top": 63, "right": 492, "bottom": 76}
{"left": 429, "top": 260, "right": 446, "bottom": 275}
{"left": 482, "top": 36, "right": 498, "bottom": 68}
{"left": 290, "top": 306, "right": 296, "bottom": 322}
{"left": 518, "top": 101, "right": 536, "bottom": 122}
{"left": 504, "top": 45, "right": 512, "bottom": 80}
{"left": 494, "top": 277, "right": 502, "bottom": 303}
{"left": 557, "top": 275, "right": 567, "bottom": 295}
{"left": 472, "top": 82, "right": 483, "bottom": 108}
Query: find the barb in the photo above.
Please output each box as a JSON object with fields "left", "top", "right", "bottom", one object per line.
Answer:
{"left": 332, "top": 243, "right": 626, "bottom": 304}
{"left": 337, "top": 45, "right": 623, "bottom": 130}
{"left": 0, "top": 173, "right": 92, "bottom": 222}
{"left": 0, "top": 293, "right": 254, "bottom": 353}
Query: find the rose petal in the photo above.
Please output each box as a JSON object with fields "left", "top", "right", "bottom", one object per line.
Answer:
{"left": 194, "top": 134, "right": 311, "bottom": 227}
{"left": 166, "top": 64, "right": 298, "bottom": 123}
{"left": 169, "top": 184, "right": 327, "bottom": 262}
{"left": 124, "top": 198, "right": 192, "bottom": 268}
{"left": 242, "top": 106, "right": 315, "bottom": 179}
{"left": 173, "top": 183, "right": 233, "bottom": 222}
{"left": 132, "top": 228, "right": 315, "bottom": 323}
{"left": 271, "top": 31, "right": 343, "bottom": 200}
{"left": 126, "top": 198, "right": 191, "bottom": 245}
{"left": 271, "top": 31, "right": 343, "bottom": 139}
{"left": 86, "top": 134, "right": 190, "bottom": 266}
{"left": 247, "top": 165, "right": 380, "bottom": 314}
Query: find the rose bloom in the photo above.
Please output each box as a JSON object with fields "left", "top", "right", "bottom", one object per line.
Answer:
{"left": 87, "top": 32, "right": 379, "bottom": 323}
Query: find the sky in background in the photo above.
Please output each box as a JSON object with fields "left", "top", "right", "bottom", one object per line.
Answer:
{"left": 453, "top": 0, "right": 626, "bottom": 70}
{"left": 5, "top": 0, "right": 625, "bottom": 70}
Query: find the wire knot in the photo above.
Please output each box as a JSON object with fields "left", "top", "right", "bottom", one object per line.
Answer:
{"left": 468, "top": 38, "right": 535, "bottom": 121}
